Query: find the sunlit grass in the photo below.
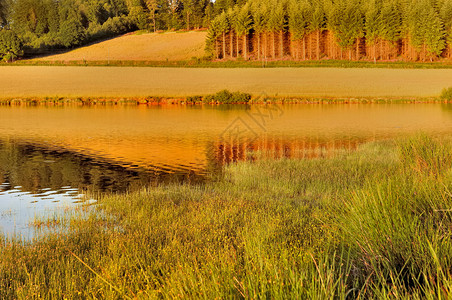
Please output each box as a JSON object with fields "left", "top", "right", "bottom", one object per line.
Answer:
{"left": 0, "top": 135, "right": 451, "bottom": 298}
{"left": 1, "top": 67, "right": 452, "bottom": 98}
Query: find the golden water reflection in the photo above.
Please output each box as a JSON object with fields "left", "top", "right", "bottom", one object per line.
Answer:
{"left": 2, "top": 104, "right": 452, "bottom": 238}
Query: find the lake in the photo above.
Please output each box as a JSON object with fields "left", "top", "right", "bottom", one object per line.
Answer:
{"left": 1, "top": 103, "right": 452, "bottom": 238}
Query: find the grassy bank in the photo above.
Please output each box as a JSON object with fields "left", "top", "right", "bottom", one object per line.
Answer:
{"left": 0, "top": 95, "right": 448, "bottom": 105}
{"left": 1, "top": 135, "right": 451, "bottom": 298}
{"left": 2, "top": 67, "right": 452, "bottom": 99}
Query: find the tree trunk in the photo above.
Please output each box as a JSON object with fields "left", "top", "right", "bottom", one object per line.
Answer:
{"left": 280, "top": 31, "right": 284, "bottom": 58}
{"left": 257, "top": 33, "right": 261, "bottom": 60}
{"left": 244, "top": 34, "right": 247, "bottom": 60}
{"left": 356, "top": 38, "right": 359, "bottom": 60}
{"left": 231, "top": 31, "right": 234, "bottom": 57}
{"left": 317, "top": 30, "right": 320, "bottom": 60}
{"left": 186, "top": 12, "right": 190, "bottom": 31}
{"left": 309, "top": 33, "right": 312, "bottom": 60}
{"left": 236, "top": 32, "right": 240, "bottom": 58}
{"left": 273, "top": 32, "right": 276, "bottom": 59}
{"left": 222, "top": 32, "right": 226, "bottom": 59}
{"left": 303, "top": 36, "right": 306, "bottom": 60}
{"left": 215, "top": 38, "right": 219, "bottom": 59}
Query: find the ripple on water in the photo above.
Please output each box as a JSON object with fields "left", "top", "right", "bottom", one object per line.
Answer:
{"left": 0, "top": 184, "right": 97, "bottom": 240}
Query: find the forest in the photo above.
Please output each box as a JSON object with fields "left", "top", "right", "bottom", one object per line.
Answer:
{"left": 0, "top": 0, "right": 243, "bottom": 60}
{"left": 207, "top": 0, "right": 452, "bottom": 61}
{"left": 1, "top": 0, "right": 452, "bottom": 62}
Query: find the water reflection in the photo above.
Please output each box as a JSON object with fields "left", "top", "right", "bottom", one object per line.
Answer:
{"left": 2, "top": 104, "right": 452, "bottom": 238}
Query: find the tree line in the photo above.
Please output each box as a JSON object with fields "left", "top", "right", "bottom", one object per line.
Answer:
{"left": 0, "top": 0, "right": 246, "bottom": 61}
{"left": 206, "top": 0, "right": 452, "bottom": 61}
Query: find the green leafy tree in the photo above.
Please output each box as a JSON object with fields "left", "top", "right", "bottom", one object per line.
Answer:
{"left": 0, "top": 0, "right": 7, "bottom": 26}
{"left": 59, "top": 17, "right": 85, "bottom": 47}
{"left": 0, "top": 29, "right": 23, "bottom": 62}
{"left": 145, "top": 0, "right": 158, "bottom": 31}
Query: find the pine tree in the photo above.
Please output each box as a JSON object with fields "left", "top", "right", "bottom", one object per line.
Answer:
{"left": 206, "top": 16, "right": 221, "bottom": 58}
{"left": 310, "top": 0, "right": 325, "bottom": 59}
{"left": 440, "top": 0, "right": 452, "bottom": 57}
{"left": 327, "top": 0, "right": 364, "bottom": 59}
{"left": 288, "top": 0, "right": 311, "bottom": 59}
{"left": 217, "top": 11, "right": 229, "bottom": 58}
{"left": 424, "top": 2, "right": 446, "bottom": 58}
{"left": 250, "top": 0, "right": 266, "bottom": 59}
{"left": 234, "top": 3, "right": 252, "bottom": 58}
{"left": 226, "top": 7, "right": 236, "bottom": 56}
{"left": 365, "top": 0, "right": 381, "bottom": 61}
{"left": 267, "top": 0, "right": 285, "bottom": 58}
{"left": 408, "top": 0, "right": 445, "bottom": 60}
{"left": 379, "top": 0, "right": 402, "bottom": 59}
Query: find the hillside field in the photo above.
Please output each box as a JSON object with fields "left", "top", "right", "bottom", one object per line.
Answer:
{"left": 0, "top": 67, "right": 451, "bottom": 99}
{"left": 34, "top": 31, "right": 207, "bottom": 62}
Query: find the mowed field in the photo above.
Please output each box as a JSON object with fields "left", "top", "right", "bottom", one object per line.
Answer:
{"left": 0, "top": 67, "right": 451, "bottom": 98}
{"left": 34, "top": 31, "right": 207, "bottom": 62}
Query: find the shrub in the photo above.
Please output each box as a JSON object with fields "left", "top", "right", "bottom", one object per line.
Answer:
{"left": 440, "top": 87, "right": 452, "bottom": 101}
{"left": 204, "top": 90, "right": 252, "bottom": 104}
{"left": 186, "top": 95, "right": 202, "bottom": 104}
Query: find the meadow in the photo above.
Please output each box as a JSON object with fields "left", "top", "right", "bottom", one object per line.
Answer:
{"left": 1, "top": 135, "right": 451, "bottom": 298}
{"left": 1, "top": 66, "right": 452, "bottom": 98}
{"left": 33, "top": 31, "right": 207, "bottom": 62}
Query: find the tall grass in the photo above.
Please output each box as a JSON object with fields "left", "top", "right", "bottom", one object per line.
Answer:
{"left": 0, "top": 136, "right": 451, "bottom": 298}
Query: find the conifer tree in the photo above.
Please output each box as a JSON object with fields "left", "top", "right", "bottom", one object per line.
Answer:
{"left": 310, "top": 0, "right": 325, "bottom": 59}
{"left": 365, "top": 0, "right": 381, "bottom": 61}
{"left": 217, "top": 11, "right": 229, "bottom": 58}
{"left": 250, "top": 0, "right": 266, "bottom": 59}
{"left": 327, "top": 0, "right": 364, "bottom": 59}
{"left": 288, "top": 0, "right": 311, "bottom": 59}
{"left": 267, "top": 0, "right": 285, "bottom": 58}
{"left": 234, "top": 3, "right": 252, "bottom": 58}
{"left": 440, "top": 0, "right": 452, "bottom": 57}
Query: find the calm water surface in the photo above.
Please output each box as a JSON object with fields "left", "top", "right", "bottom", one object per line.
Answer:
{"left": 1, "top": 104, "right": 452, "bottom": 238}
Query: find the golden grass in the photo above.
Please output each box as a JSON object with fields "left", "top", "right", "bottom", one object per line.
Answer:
{"left": 34, "top": 31, "right": 207, "bottom": 62}
{"left": 0, "top": 67, "right": 451, "bottom": 98}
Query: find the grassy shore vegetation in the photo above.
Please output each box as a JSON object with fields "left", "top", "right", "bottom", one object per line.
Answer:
{"left": 0, "top": 93, "right": 449, "bottom": 106}
{"left": 1, "top": 135, "right": 451, "bottom": 298}
{"left": 2, "top": 67, "right": 452, "bottom": 99}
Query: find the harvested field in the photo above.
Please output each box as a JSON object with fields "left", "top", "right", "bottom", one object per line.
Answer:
{"left": 0, "top": 66, "right": 451, "bottom": 98}
{"left": 34, "top": 31, "right": 207, "bottom": 62}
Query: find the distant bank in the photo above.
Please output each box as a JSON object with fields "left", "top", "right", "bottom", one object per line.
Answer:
{"left": 0, "top": 66, "right": 451, "bottom": 99}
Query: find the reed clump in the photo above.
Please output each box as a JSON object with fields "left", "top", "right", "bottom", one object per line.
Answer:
{"left": 0, "top": 135, "right": 451, "bottom": 298}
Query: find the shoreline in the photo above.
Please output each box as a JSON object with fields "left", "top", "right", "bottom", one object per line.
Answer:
{"left": 0, "top": 96, "right": 449, "bottom": 105}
